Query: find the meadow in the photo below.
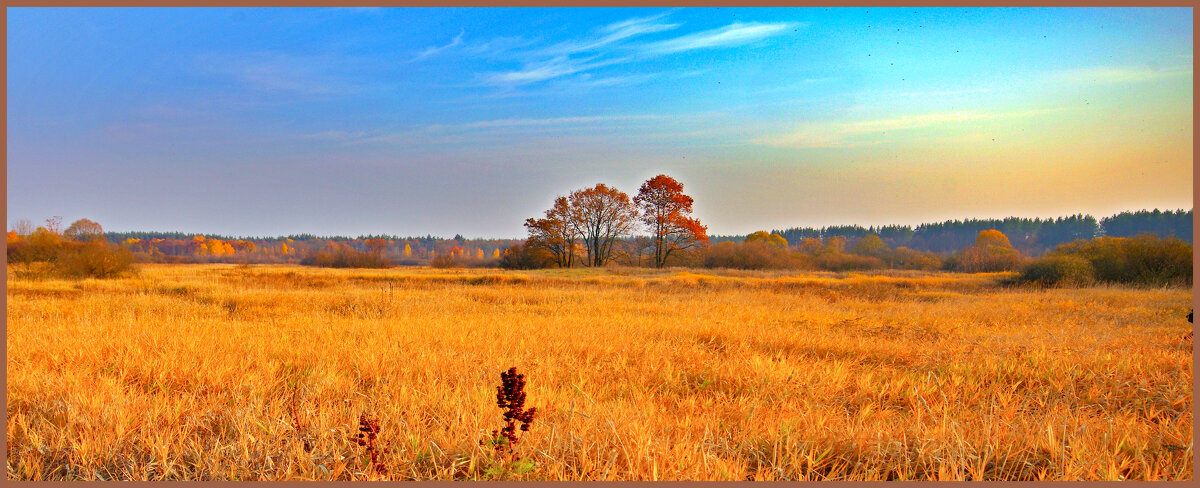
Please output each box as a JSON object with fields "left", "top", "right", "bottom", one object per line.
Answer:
{"left": 6, "top": 264, "right": 1193, "bottom": 480}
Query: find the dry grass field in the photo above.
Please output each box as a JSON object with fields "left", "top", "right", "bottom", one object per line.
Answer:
{"left": 6, "top": 263, "right": 1193, "bottom": 480}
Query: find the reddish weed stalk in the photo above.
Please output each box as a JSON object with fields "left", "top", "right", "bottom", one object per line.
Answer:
{"left": 483, "top": 367, "right": 538, "bottom": 452}
{"left": 287, "top": 389, "right": 312, "bottom": 453}
{"left": 349, "top": 414, "right": 388, "bottom": 476}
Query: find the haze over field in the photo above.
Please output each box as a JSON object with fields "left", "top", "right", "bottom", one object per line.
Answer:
{"left": 6, "top": 7, "right": 1193, "bottom": 237}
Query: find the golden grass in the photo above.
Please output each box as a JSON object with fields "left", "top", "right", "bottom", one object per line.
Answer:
{"left": 6, "top": 263, "right": 1193, "bottom": 480}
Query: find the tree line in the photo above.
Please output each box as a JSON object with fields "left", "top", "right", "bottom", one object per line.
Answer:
{"left": 732, "top": 209, "right": 1191, "bottom": 257}
{"left": 8, "top": 190, "right": 1190, "bottom": 275}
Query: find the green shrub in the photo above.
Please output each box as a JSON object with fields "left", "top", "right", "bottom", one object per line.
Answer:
{"left": 1015, "top": 255, "right": 1095, "bottom": 287}
{"left": 1052, "top": 234, "right": 1192, "bottom": 286}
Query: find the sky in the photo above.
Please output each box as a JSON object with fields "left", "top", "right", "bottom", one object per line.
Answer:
{"left": 6, "top": 7, "right": 1194, "bottom": 238}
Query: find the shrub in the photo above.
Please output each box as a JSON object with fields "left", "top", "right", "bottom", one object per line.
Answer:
{"left": 701, "top": 241, "right": 803, "bottom": 270}
{"left": 301, "top": 248, "right": 390, "bottom": 268}
{"left": 1052, "top": 234, "right": 1192, "bottom": 286}
{"left": 888, "top": 246, "right": 944, "bottom": 271}
{"left": 498, "top": 244, "right": 555, "bottom": 270}
{"left": 814, "top": 252, "right": 886, "bottom": 271}
{"left": 430, "top": 253, "right": 458, "bottom": 269}
{"left": 1015, "top": 255, "right": 1096, "bottom": 287}
{"left": 55, "top": 241, "right": 137, "bottom": 279}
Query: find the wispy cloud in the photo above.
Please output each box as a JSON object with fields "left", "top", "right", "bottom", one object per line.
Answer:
{"left": 482, "top": 55, "right": 631, "bottom": 85}
{"left": 757, "top": 110, "right": 1056, "bottom": 149}
{"left": 542, "top": 12, "right": 680, "bottom": 55}
{"left": 640, "top": 21, "right": 802, "bottom": 55}
{"left": 414, "top": 30, "right": 464, "bottom": 61}
{"left": 477, "top": 14, "right": 802, "bottom": 86}
{"left": 1051, "top": 66, "right": 1191, "bottom": 85}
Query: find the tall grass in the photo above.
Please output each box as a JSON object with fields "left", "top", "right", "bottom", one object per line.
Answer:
{"left": 6, "top": 264, "right": 1192, "bottom": 480}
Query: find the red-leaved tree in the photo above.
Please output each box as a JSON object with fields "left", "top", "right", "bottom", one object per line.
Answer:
{"left": 633, "top": 175, "right": 708, "bottom": 268}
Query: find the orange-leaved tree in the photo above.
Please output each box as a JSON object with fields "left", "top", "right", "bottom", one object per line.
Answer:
{"left": 524, "top": 196, "right": 579, "bottom": 268}
{"left": 957, "top": 229, "right": 1022, "bottom": 272}
{"left": 633, "top": 174, "right": 708, "bottom": 268}
{"left": 566, "top": 183, "right": 638, "bottom": 267}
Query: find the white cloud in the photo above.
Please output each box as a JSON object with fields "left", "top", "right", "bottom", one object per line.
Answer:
{"left": 474, "top": 15, "right": 801, "bottom": 86}
{"left": 482, "top": 55, "right": 631, "bottom": 85}
{"left": 640, "top": 21, "right": 803, "bottom": 55}
{"left": 543, "top": 12, "right": 680, "bottom": 55}
{"left": 414, "top": 30, "right": 464, "bottom": 61}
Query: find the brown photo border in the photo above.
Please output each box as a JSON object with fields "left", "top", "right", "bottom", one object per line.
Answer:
{"left": 1, "top": 2, "right": 1196, "bottom": 486}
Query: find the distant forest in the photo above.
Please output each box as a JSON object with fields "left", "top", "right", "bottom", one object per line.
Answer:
{"left": 88, "top": 208, "right": 1193, "bottom": 265}
{"left": 711, "top": 209, "right": 1192, "bottom": 257}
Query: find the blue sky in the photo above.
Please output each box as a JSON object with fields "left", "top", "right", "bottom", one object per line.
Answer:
{"left": 7, "top": 7, "right": 1193, "bottom": 237}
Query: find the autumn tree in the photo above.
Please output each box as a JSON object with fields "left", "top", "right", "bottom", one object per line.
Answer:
{"left": 955, "top": 229, "right": 1023, "bottom": 272}
{"left": 64, "top": 218, "right": 105, "bottom": 242}
{"left": 524, "top": 196, "right": 579, "bottom": 268}
{"left": 745, "top": 231, "right": 788, "bottom": 249}
{"left": 11, "top": 219, "right": 34, "bottom": 237}
{"left": 365, "top": 238, "right": 390, "bottom": 255}
{"left": 850, "top": 234, "right": 889, "bottom": 258}
{"left": 566, "top": 183, "right": 638, "bottom": 267}
{"left": 633, "top": 175, "right": 709, "bottom": 268}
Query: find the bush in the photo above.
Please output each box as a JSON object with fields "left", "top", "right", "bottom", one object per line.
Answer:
{"left": 55, "top": 241, "right": 137, "bottom": 278}
{"left": 814, "top": 253, "right": 886, "bottom": 271}
{"left": 301, "top": 248, "right": 390, "bottom": 268}
{"left": 1052, "top": 234, "right": 1192, "bottom": 286}
{"left": 887, "top": 246, "right": 944, "bottom": 271}
{"left": 701, "top": 241, "right": 803, "bottom": 270}
{"left": 498, "top": 244, "right": 555, "bottom": 270}
{"left": 430, "top": 253, "right": 458, "bottom": 269}
{"left": 1015, "top": 255, "right": 1095, "bottom": 287}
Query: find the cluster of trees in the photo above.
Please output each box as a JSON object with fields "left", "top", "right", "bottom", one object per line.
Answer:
{"left": 102, "top": 230, "right": 518, "bottom": 267}
{"left": 506, "top": 175, "right": 708, "bottom": 269}
{"left": 751, "top": 209, "right": 1191, "bottom": 257}
{"left": 7, "top": 217, "right": 135, "bottom": 278}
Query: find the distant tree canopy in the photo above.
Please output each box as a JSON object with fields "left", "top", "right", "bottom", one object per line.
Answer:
{"left": 768, "top": 209, "right": 1189, "bottom": 256}
{"left": 1100, "top": 209, "right": 1192, "bottom": 241}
